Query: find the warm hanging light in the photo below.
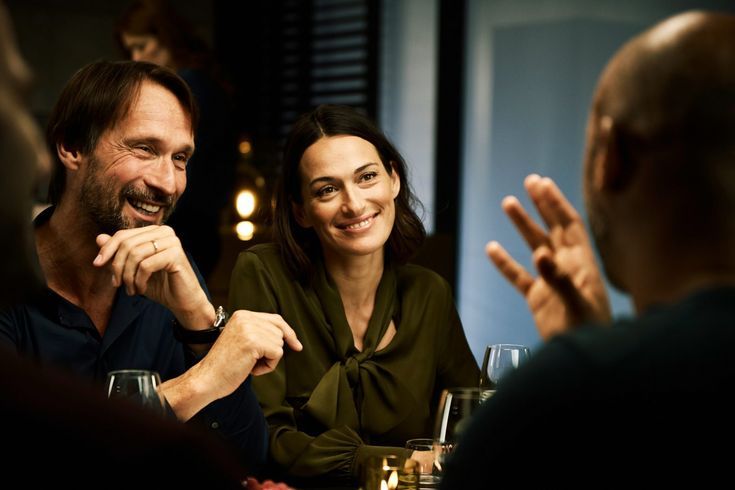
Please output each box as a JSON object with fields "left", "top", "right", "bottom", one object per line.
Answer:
{"left": 235, "top": 189, "right": 256, "bottom": 218}
{"left": 235, "top": 220, "right": 255, "bottom": 241}
{"left": 238, "top": 140, "right": 252, "bottom": 155}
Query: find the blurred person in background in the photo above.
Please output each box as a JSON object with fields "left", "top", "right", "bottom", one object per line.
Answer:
{"left": 116, "top": 0, "right": 237, "bottom": 282}
{"left": 229, "top": 104, "right": 479, "bottom": 488}
{"left": 0, "top": 1, "right": 47, "bottom": 308}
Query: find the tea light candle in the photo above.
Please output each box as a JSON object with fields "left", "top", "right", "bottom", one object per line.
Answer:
{"left": 379, "top": 468, "right": 399, "bottom": 490}
{"left": 362, "top": 455, "right": 417, "bottom": 490}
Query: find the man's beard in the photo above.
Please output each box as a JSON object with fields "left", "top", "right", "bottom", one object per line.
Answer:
{"left": 80, "top": 157, "right": 176, "bottom": 234}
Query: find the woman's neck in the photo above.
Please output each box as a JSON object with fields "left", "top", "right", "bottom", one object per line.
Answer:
{"left": 323, "top": 249, "right": 386, "bottom": 350}
{"left": 324, "top": 249, "right": 385, "bottom": 310}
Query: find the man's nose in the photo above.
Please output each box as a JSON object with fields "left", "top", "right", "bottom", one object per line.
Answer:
{"left": 144, "top": 157, "right": 178, "bottom": 196}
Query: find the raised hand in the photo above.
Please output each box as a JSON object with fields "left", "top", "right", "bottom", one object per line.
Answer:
{"left": 486, "top": 174, "right": 611, "bottom": 339}
{"left": 93, "top": 225, "right": 213, "bottom": 327}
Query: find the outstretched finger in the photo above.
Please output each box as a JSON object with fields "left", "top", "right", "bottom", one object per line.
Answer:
{"left": 486, "top": 241, "right": 534, "bottom": 296}
{"left": 263, "top": 313, "right": 303, "bottom": 351}
{"left": 502, "top": 195, "right": 549, "bottom": 250}
{"left": 527, "top": 176, "right": 582, "bottom": 230}
{"left": 93, "top": 226, "right": 159, "bottom": 267}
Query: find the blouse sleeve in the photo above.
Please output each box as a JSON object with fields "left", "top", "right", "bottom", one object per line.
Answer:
{"left": 228, "top": 250, "right": 411, "bottom": 484}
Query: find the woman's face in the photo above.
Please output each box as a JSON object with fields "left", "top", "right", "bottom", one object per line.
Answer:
{"left": 294, "top": 135, "right": 400, "bottom": 262}
{"left": 121, "top": 33, "right": 173, "bottom": 68}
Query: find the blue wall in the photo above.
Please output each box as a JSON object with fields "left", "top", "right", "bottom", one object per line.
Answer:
{"left": 458, "top": 0, "right": 735, "bottom": 364}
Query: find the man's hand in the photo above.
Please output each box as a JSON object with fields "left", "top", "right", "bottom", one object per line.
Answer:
{"left": 486, "top": 174, "right": 611, "bottom": 340}
{"left": 202, "top": 310, "right": 302, "bottom": 385}
{"left": 93, "top": 225, "right": 213, "bottom": 328}
{"left": 161, "top": 310, "right": 302, "bottom": 421}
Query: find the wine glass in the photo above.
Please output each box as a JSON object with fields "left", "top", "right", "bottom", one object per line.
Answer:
{"left": 433, "top": 388, "right": 487, "bottom": 478}
{"left": 105, "top": 369, "right": 166, "bottom": 416}
{"left": 479, "top": 343, "right": 531, "bottom": 390}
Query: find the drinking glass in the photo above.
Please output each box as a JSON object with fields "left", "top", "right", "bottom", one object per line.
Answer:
{"left": 433, "top": 388, "right": 487, "bottom": 478}
{"left": 479, "top": 343, "right": 531, "bottom": 390}
{"left": 105, "top": 369, "right": 166, "bottom": 416}
{"left": 405, "top": 438, "right": 440, "bottom": 488}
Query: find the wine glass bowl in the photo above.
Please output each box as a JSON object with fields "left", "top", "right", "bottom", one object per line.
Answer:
{"left": 479, "top": 343, "right": 531, "bottom": 390}
{"left": 433, "top": 388, "right": 487, "bottom": 475}
{"left": 105, "top": 369, "right": 166, "bottom": 416}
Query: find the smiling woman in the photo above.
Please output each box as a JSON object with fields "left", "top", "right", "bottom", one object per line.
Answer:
{"left": 228, "top": 104, "right": 479, "bottom": 488}
{"left": 293, "top": 135, "right": 401, "bottom": 267}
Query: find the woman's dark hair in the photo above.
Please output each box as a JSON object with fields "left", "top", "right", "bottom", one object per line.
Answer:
{"left": 274, "top": 104, "right": 426, "bottom": 279}
{"left": 115, "top": 0, "right": 211, "bottom": 70}
{"left": 45, "top": 60, "right": 197, "bottom": 205}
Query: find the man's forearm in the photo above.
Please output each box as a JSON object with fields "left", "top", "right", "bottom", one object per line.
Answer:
{"left": 159, "top": 365, "right": 210, "bottom": 421}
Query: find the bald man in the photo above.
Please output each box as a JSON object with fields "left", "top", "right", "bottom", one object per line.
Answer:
{"left": 442, "top": 11, "right": 735, "bottom": 486}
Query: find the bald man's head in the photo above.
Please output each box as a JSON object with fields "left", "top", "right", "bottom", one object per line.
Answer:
{"left": 593, "top": 11, "right": 735, "bottom": 154}
{"left": 583, "top": 11, "right": 735, "bottom": 293}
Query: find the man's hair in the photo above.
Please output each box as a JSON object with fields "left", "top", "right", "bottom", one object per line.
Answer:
{"left": 45, "top": 60, "right": 198, "bottom": 204}
{"left": 274, "top": 104, "right": 426, "bottom": 280}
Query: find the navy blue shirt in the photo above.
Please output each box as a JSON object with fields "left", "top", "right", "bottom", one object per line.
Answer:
{"left": 0, "top": 206, "right": 268, "bottom": 468}
{"left": 441, "top": 286, "right": 735, "bottom": 487}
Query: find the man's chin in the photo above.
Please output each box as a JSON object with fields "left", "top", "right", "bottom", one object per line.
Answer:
{"left": 125, "top": 216, "right": 164, "bottom": 229}
{"left": 94, "top": 217, "right": 124, "bottom": 236}
{"left": 122, "top": 208, "right": 172, "bottom": 229}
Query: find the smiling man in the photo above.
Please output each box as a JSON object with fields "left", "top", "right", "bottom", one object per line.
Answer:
{"left": 0, "top": 60, "right": 302, "bottom": 467}
{"left": 75, "top": 80, "right": 188, "bottom": 233}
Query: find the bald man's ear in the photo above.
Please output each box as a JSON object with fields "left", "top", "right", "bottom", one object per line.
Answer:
{"left": 56, "top": 143, "right": 83, "bottom": 171}
{"left": 592, "top": 116, "right": 634, "bottom": 192}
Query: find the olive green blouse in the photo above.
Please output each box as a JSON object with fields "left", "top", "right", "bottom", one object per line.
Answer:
{"left": 228, "top": 244, "right": 479, "bottom": 486}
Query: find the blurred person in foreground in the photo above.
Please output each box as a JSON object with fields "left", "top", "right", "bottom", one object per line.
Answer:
{"left": 0, "top": 3, "right": 259, "bottom": 488}
{"left": 0, "top": 58, "right": 302, "bottom": 471}
{"left": 116, "top": 0, "right": 237, "bottom": 281}
{"left": 443, "top": 10, "right": 735, "bottom": 487}
{"left": 229, "top": 104, "right": 479, "bottom": 487}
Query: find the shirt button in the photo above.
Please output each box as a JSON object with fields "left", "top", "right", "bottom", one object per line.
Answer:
{"left": 211, "top": 421, "right": 220, "bottom": 429}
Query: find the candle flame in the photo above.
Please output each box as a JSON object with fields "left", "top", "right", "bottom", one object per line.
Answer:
{"left": 388, "top": 470, "right": 398, "bottom": 489}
